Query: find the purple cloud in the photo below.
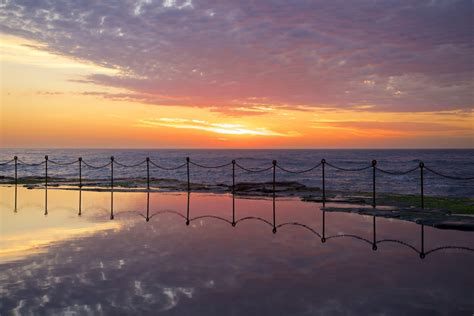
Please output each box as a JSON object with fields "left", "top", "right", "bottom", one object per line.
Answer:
{"left": 1, "top": 0, "right": 472, "bottom": 113}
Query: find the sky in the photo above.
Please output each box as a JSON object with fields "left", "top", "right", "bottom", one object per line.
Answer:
{"left": 0, "top": 0, "right": 472, "bottom": 148}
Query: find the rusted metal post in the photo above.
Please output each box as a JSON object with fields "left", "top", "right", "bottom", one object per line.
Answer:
{"left": 419, "top": 162, "right": 424, "bottom": 209}
{"left": 45, "top": 155, "right": 48, "bottom": 188}
{"left": 186, "top": 157, "right": 190, "bottom": 192}
{"left": 14, "top": 156, "right": 17, "bottom": 212}
{"left": 146, "top": 157, "right": 150, "bottom": 190}
{"left": 321, "top": 159, "right": 326, "bottom": 207}
{"left": 110, "top": 156, "right": 114, "bottom": 190}
{"left": 232, "top": 160, "right": 235, "bottom": 194}
{"left": 14, "top": 156, "right": 17, "bottom": 186}
{"left": 372, "top": 160, "right": 377, "bottom": 208}
{"left": 110, "top": 156, "right": 114, "bottom": 220}
{"left": 78, "top": 157, "right": 82, "bottom": 188}
{"left": 232, "top": 160, "right": 236, "bottom": 227}
{"left": 44, "top": 155, "right": 48, "bottom": 215}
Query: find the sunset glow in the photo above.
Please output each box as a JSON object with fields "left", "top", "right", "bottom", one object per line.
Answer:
{"left": 1, "top": 1, "right": 472, "bottom": 148}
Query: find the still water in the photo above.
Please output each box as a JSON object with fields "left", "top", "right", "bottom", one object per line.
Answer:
{"left": 0, "top": 186, "right": 473, "bottom": 315}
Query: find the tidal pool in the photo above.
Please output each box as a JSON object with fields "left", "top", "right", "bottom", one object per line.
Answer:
{"left": 0, "top": 186, "right": 473, "bottom": 315}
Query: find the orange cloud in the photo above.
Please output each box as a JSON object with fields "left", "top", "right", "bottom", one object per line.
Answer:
{"left": 137, "top": 118, "right": 294, "bottom": 137}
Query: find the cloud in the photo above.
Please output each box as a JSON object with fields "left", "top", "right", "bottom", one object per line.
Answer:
{"left": 310, "top": 120, "right": 472, "bottom": 137}
{"left": 138, "top": 118, "right": 292, "bottom": 136}
{"left": 0, "top": 0, "right": 472, "bottom": 113}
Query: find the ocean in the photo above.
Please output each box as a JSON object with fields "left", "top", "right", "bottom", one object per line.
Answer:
{"left": 1, "top": 149, "right": 473, "bottom": 197}
{"left": 1, "top": 150, "right": 473, "bottom": 314}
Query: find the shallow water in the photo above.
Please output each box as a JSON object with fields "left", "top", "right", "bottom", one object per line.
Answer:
{"left": 0, "top": 186, "right": 473, "bottom": 315}
{"left": 1, "top": 149, "right": 473, "bottom": 197}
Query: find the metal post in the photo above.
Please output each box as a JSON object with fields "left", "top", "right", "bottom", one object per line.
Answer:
{"left": 146, "top": 157, "right": 150, "bottom": 190}
{"left": 186, "top": 157, "right": 190, "bottom": 192}
{"left": 14, "top": 156, "right": 17, "bottom": 186}
{"left": 232, "top": 160, "right": 235, "bottom": 193}
{"left": 419, "top": 162, "right": 424, "bottom": 209}
{"left": 44, "top": 155, "right": 48, "bottom": 216}
{"left": 110, "top": 156, "right": 114, "bottom": 220}
{"left": 232, "top": 160, "right": 236, "bottom": 227}
{"left": 321, "top": 159, "right": 326, "bottom": 207}
{"left": 272, "top": 160, "right": 277, "bottom": 233}
{"left": 45, "top": 155, "right": 48, "bottom": 188}
{"left": 14, "top": 156, "right": 17, "bottom": 212}
{"left": 110, "top": 156, "right": 114, "bottom": 190}
{"left": 78, "top": 157, "right": 82, "bottom": 188}
{"left": 372, "top": 160, "right": 377, "bottom": 208}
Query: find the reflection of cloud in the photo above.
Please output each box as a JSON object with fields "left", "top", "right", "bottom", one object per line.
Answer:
{"left": 1, "top": 1, "right": 472, "bottom": 113}
{"left": 0, "top": 223, "right": 120, "bottom": 263}
{"left": 138, "top": 118, "right": 292, "bottom": 136}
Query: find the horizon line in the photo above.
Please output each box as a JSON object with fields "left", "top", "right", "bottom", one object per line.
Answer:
{"left": 1, "top": 147, "right": 473, "bottom": 151}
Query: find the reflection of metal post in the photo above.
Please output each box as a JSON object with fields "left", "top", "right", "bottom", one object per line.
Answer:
{"left": 372, "top": 160, "right": 377, "bottom": 208}
{"left": 232, "top": 160, "right": 236, "bottom": 226}
{"left": 372, "top": 216, "right": 377, "bottom": 250}
{"left": 272, "top": 160, "right": 277, "bottom": 234}
{"left": 186, "top": 192, "right": 190, "bottom": 225}
{"left": 78, "top": 157, "right": 82, "bottom": 188}
{"left": 44, "top": 155, "right": 48, "bottom": 216}
{"left": 321, "top": 210, "right": 326, "bottom": 243}
{"left": 186, "top": 157, "right": 190, "bottom": 192}
{"left": 14, "top": 156, "right": 17, "bottom": 212}
{"left": 110, "top": 191, "right": 114, "bottom": 220}
{"left": 110, "top": 156, "right": 114, "bottom": 220}
{"left": 146, "top": 157, "right": 150, "bottom": 190}
{"left": 232, "top": 194, "right": 236, "bottom": 227}
{"left": 78, "top": 188, "right": 82, "bottom": 216}
{"left": 420, "top": 224, "right": 425, "bottom": 259}
{"left": 321, "top": 159, "right": 326, "bottom": 207}
{"left": 419, "top": 162, "right": 424, "bottom": 209}
{"left": 14, "top": 181, "right": 18, "bottom": 213}
{"left": 146, "top": 191, "right": 150, "bottom": 222}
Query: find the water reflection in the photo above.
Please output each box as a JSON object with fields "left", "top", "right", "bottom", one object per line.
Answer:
{"left": 45, "top": 185, "right": 48, "bottom": 216}
{"left": 8, "top": 185, "right": 474, "bottom": 260}
{"left": 1, "top": 187, "right": 120, "bottom": 261}
{"left": 78, "top": 188, "right": 82, "bottom": 216}
{"left": 2, "top": 186, "right": 474, "bottom": 315}
{"left": 13, "top": 183, "right": 17, "bottom": 212}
